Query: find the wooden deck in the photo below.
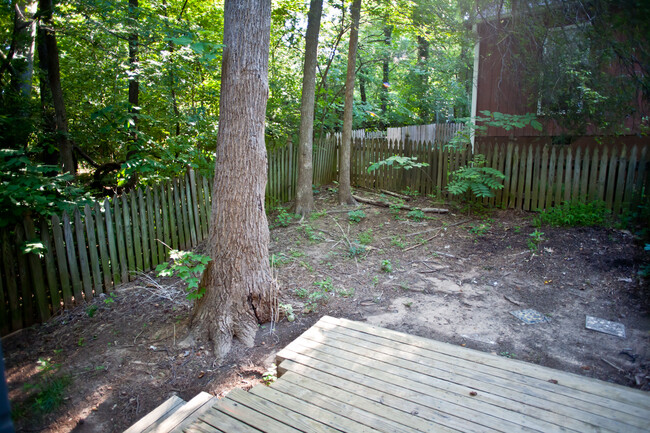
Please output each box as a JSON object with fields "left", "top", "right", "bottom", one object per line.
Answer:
{"left": 127, "top": 316, "right": 650, "bottom": 432}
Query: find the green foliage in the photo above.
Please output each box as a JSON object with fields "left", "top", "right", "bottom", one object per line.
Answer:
{"left": 367, "top": 155, "right": 429, "bottom": 174}
{"left": 270, "top": 253, "right": 291, "bottom": 267}
{"left": 275, "top": 208, "right": 296, "bottom": 227}
{"left": 391, "top": 236, "right": 406, "bottom": 249}
{"left": 534, "top": 201, "right": 610, "bottom": 227}
{"left": 358, "top": 229, "right": 374, "bottom": 245}
{"left": 279, "top": 303, "right": 295, "bottom": 322}
{"left": 298, "top": 223, "right": 321, "bottom": 242}
{"left": 527, "top": 230, "right": 545, "bottom": 252}
{"left": 0, "top": 149, "right": 90, "bottom": 228}
{"left": 15, "top": 358, "right": 71, "bottom": 419}
{"left": 314, "top": 278, "right": 334, "bottom": 292}
{"left": 155, "top": 250, "right": 211, "bottom": 300}
{"left": 469, "top": 220, "right": 492, "bottom": 236}
{"left": 348, "top": 209, "right": 366, "bottom": 223}
{"left": 447, "top": 154, "right": 505, "bottom": 199}
{"left": 407, "top": 209, "right": 425, "bottom": 221}
{"left": 381, "top": 259, "right": 393, "bottom": 273}
{"left": 348, "top": 242, "right": 366, "bottom": 258}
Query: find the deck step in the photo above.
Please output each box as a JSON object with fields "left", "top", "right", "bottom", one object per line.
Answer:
{"left": 124, "top": 395, "right": 186, "bottom": 433}
{"left": 167, "top": 392, "right": 217, "bottom": 433}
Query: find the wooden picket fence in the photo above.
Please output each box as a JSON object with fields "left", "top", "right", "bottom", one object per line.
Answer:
{"left": 348, "top": 138, "right": 650, "bottom": 214}
{"left": 1, "top": 137, "right": 647, "bottom": 335}
{"left": 0, "top": 169, "right": 213, "bottom": 336}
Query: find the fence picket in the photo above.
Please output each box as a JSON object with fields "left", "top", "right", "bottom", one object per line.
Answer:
{"left": 62, "top": 212, "right": 82, "bottom": 302}
{"left": 74, "top": 209, "right": 93, "bottom": 299}
{"left": 554, "top": 147, "right": 564, "bottom": 206}
{"left": 538, "top": 146, "right": 549, "bottom": 211}
{"left": 571, "top": 147, "right": 582, "bottom": 202}
{"left": 588, "top": 147, "right": 599, "bottom": 201}
{"left": 114, "top": 196, "right": 129, "bottom": 283}
{"left": 83, "top": 205, "right": 102, "bottom": 295}
{"left": 614, "top": 147, "right": 627, "bottom": 214}
{"left": 15, "top": 224, "right": 35, "bottom": 326}
{"left": 545, "top": 147, "right": 556, "bottom": 208}
{"left": 173, "top": 179, "right": 185, "bottom": 250}
{"left": 121, "top": 195, "right": 135, "bottom": 278}
{"left": 623, "top": 146, "right": 638, "bottom": 206}
{"left": 2, "top": 230, "right": 21, "bottom": 330}
{"left": 579, "top": 147, "right": 590, "bottom": 202}
{"left": 40, "top": 220, "right": 61, "bottom": 315}
{"left": 52, "top": 215, "right": 73, "bottom": 306}
{"left": 130, "top": 192, "right": 143, "bottom": 272}
{"left": 189, "top": 170, "right": 201, "bottom": 240}
{"left": 153, "top": 186, "right": 165, "bottom": 263}
{"left": 94, "top": 203, "right": 111, "bottom": 291}
{"left": 185, "top": 174, "right": 198, "bottom": 247}
{"left": 103, "top": 199, "right": 121, "bottom": 287}
{"left": 137, "top": 188, "right": 150, "bottom": 271}
{"left": 145, "top": 187, "right": 157, "bottom": 268}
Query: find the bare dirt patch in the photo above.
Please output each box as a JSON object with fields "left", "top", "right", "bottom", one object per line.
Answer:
{"left": 5, "top": 187, "right": 650, "bottom": 432}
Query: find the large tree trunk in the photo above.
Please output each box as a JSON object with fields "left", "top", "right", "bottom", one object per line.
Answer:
{"left": 191, "top": 0, "right": 276, "bottom": 362}
{"left": 380, "top": 24, "right": 392, "bottom": 127}
{"left": 338, "top": 0, "right": 361, "bottom": 205}
{"left": 37, "top": 0, "right": 74, "bottom": 174}
{"left": 292, "top": 0, "right": 323, "bottom": 217}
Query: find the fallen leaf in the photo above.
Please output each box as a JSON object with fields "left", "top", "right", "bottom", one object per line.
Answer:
{"left": 198, "top": 371, "right": 205, "bottom": 378}
{"left": 548, "top": 379, "right": 558, "bottom": 384}
{"left": 469, "top": 391, "right": 477, "bottom": 396}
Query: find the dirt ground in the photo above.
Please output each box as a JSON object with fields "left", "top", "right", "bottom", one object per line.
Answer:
{"left": 5, "top": 187, "right": 650, "bottom": 433}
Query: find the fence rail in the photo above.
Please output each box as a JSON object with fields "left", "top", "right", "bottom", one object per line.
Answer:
{"left": 1, "top": 137, "right": 647, "bottom": 335}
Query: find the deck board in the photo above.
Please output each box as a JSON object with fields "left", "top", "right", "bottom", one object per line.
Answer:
{"left": 188, "top": 316, "right": 650, "bottom": 433}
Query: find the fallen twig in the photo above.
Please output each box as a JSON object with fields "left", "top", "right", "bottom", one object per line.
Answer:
{"left": 601, "top": 358, "right": 625, "bottom": 373}
{"left": 352, "top": 194, "right": 448, "bottom": 213}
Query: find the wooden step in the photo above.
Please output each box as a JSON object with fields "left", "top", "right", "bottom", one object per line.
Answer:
{"left": 124, "top": 395, "right": 185, "bottom": 433}
{"left": 168, "top": 392, "right": 217, "bottom": 433}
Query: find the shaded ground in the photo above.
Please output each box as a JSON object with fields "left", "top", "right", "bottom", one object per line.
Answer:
{"left": 5, "top": 187, "right": 650, "bottom": 432}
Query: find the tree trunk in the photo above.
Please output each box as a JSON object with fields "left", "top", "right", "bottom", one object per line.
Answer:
{"left": 37, "top": 0, "right": 74, "bottom": 174}
{"left": 293, "top": 0, "right": 323, "bottom": 217}
{"left": 191, "top": 0, "right": 276, "bottom": 362}
{"left": 338, "top": 0, "right": 361, "bottom": 205}
{"left": 380, "top": 24, "right": 392, "bottom": 127}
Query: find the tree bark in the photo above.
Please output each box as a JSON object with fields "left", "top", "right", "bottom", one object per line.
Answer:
{"left": 380, "top": 24, "right": 392, "bottom": 127}
{"left": 191, "top": 0, "right": 276, "bottom": 362}
{"left": 123, "top": 0, "right": 140, "bottom": 190}
{"left": 293, "top": 0, "right": 323, "bottom": 217}
{"left": 37, "top": 0, "right": 74, "bottom": 174}
{"left": 338, "top": 0, "right": 361, "bottom": 205}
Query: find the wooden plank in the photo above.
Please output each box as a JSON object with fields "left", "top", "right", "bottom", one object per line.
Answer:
{"left": 614, "top": 147, "right": 627, "bottom": 214}
{"left": 83, "top": 205, "right": 103, "bottom": 295}
{"left": 544, "top": 146, "right": 556, "bottom": 209}
{"left": 74, "top": 209, "right": 93, "bottom": 300}
{"left": 326, "top": 316, "right": 650, "bottom": 412}
{"left": 162, "top": 183, "right": 174, "bottom": 252}
{"left": 605, "top": 146, "right": 618, "bottom": 211}
{"left": 563, "top": 147, "right": 573, "bottom": 203}
{"left": 189, "top": 169, "right": 202, "bottom": 241}
{"left": 588, "top": 147, "right": 599, "bottom": 201}
{"left": 130, "top": 192, "right": 143, "bottom": 272}
{"left": 596, "top": 146, "right": 608, "bottom": 202}
{"left": 212, "top": 395, "right": 302, "bottom": 433}
{"left": 302, "top": 322, "right": 641, "bottom": 432}
{"left": 200, "top": 407, "right": 260, "bottom": 433}
{"left": 173, "top": 179, "right": 185, "bottom": 250}
{"left": 632, "top": 146, "right": 648, "bottom": 208}
{"left": 94, "top": 203, "right": 112, "bottom": 291}
{"left": 277, "top": 355, "right": 526, "bottom": 433}
{"left": 623, "top": 146, "right": 638, "bottom": 207}
{"left": 516, "top": 145, "right": 527, "bottom": 209}
{"left": 250, "top": 383, "right": 380, "bottom": 433}
{"left": 153, "top": 186, "right": 165, "bottom": 264}
{"left": 501, "top": 143, "right": 513, "bottom": 208}
{"left": 579, "top": 147, "right": 590, "bottom": 202}
{"left": 275, "top": 370, "right": 460, "bottom": 433}
{"left": 103, "top": 199, "right": 121, "bottom": 287}
{"left": 280, "top": 340, "right": 565, "bottom": 433}
{"left": 185, "top": 174, "right": 198, "bottom": 247}
{"left": 123, "top": 395, "right": 185, "bottom": 433}
{"left": 51, "top": 215, "right": 73, "bottom": 307}
{"left": 113, "top": 196, "right": 129, "bottom": 284}
{"left": 179, "top": 177, "right": 192, "bottom": 248}
{"left": 169, "top": 394, "right": 218, "bottom": 433}
{"left": 571, "top": 147, "right": 582, "bottom": 203}
{"left": 138, "top": 188, "right": 150, "bottom": 271}
{"left": 62, "top": 212, "right": 82, "bottom": 303}
{"left": 122, "top": 195, "right": 135, "bottom": 279}
{"left": 227, "top": 387, "right": 339, "bottom": 433}
{"left": 272, "top": 375, "right": 415, "bottom": 433}
{"left": 184, "top": 420, "right": 221, "bottom": 433}
{"left": 523, "top": 145, "right": 534, "bottom": 211}
{"left": 144, "top": 392, "right": 212, "bottom": 433}
{"left": 144, "top": 188, "right": 157, "bottom": 268}
{"left": 2, "top": 230, "right": 21, "bottom": 331}
{"left": 553, "top": 147, "right": 564, "bottom": 207}
{"left": 41, "top": 220, "right": 62, "bottom": 314}
{"left": 15, "top": 224, "right": 36, "bottom": 326}
{"left": 538, "top": 146, "right": 549, "bottom": 210}
{"left": 22, "top": 217, "right": 50, "bottom": 321}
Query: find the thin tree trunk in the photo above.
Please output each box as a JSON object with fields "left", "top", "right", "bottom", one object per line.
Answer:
{"left": 380, "top": 24, "right": 392, "bottom": 127}
{"left": 338, "top": 0, "right": 361, "bottom": 205}
{"left": 37, "top": 0, "right": 74, "bottom": 174}
{"left": 191, "top": 0, "right": 276, "bottom": 362}
{"left": 293, "top": 0, "right": 323, "bottom": 217}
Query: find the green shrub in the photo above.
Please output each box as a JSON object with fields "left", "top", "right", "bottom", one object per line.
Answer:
{"left": 407, "top": 209, "right": 425, "bottom": 221}
{"left": 535, "top": 201, "right": 610, "bottom": 227}
{"left": 275, "top": 208, "right": 296, "bottom": 227}
{"left": 447, "top": 154, "right": 505, "bottom": 199}
{"left": 358, "top": 229, "right": 374, "bottom": 245}
{"left": 348, "top": 209, "right": 366, "bottom": 223}
{"left": 156, "top": 250, "right": 211, "bottom": 300}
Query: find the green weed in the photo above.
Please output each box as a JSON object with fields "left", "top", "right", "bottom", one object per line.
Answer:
{"left": 381, "top": 260, "right": 393, "bottom": 273}
{"left": 527, "top": 230, "right": 545, "bottom": 252}
{"left": 534, "top": 200, "right": 610, "bottom": 227}
{"left": 407, "top": 209, "right": 425, "bottom": 221}
{"left": 156, "top": 249, "right": 211, "bottom": 300}
{"left": 348, "top": 209, "right": 366, "bottom": 223}
{"left": 358, "top": 229, "right": 374, "bottom": 245}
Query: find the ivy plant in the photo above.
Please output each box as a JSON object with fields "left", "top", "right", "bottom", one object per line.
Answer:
{"left": 156, "top": 250, "right": 211, "bottom": 300}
